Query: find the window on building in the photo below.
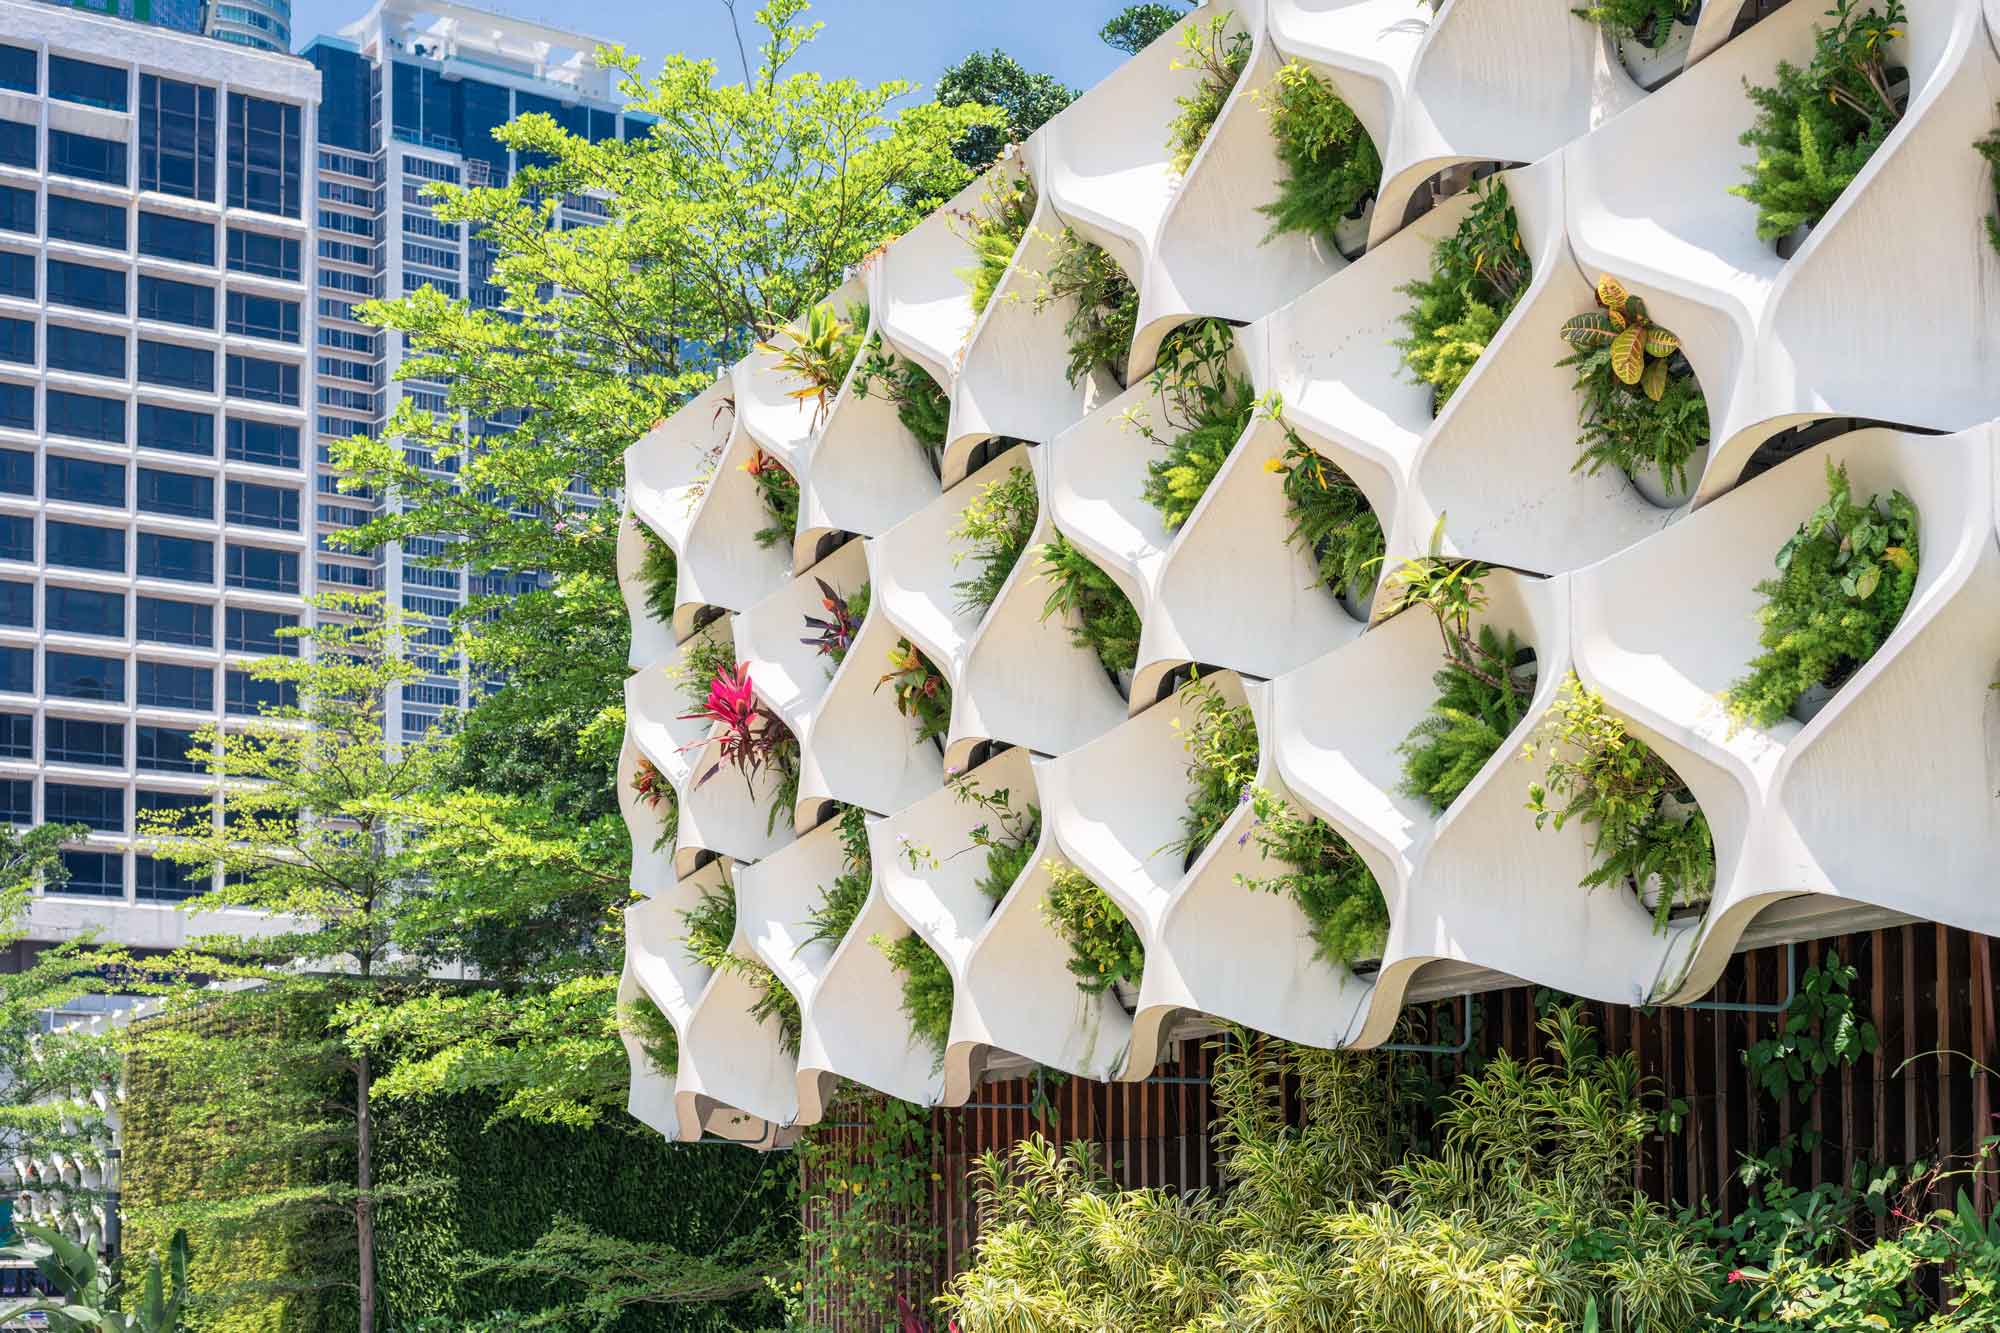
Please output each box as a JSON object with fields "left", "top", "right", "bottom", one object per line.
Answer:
{"left": 45, "top": 325, "right": 125, "bottom": 380}
{"left": 0, "top": 580, "right": 26, "bottom": 627}
{"left": 226, "top": 668, "right": 294, "bottom": 716}
{"left": 0, "top": 46, "right": 34, "bottom": 96}
{"left": 225, "top": 481, "right": 298, "bottom": 531}
{"left": 0, "top": 120, "right": 34, "bottom": 171}
{"left": 137, "top": 596, "right": 211, "bottom": 647}
{"left": 0, "top": 319, "right": 27, "bottom": 366}
{"left": 54, "top": 851, "right": 122, "bottom": 898}
{"left": 48, "top": 131, "right": 126, "bottom": 187}
{"left": 225, "top": 417, "right": 298, "bottom": 468}
{"left": 47, "top": 260, "right": 126, "bottom": 315}
{"left": 224, "top": 292, "right": 299, "bottom": 343}
{"left": 137, "top": 533, "right": 212, "bottom": 584}
{"left": 138, "top": 211, "right": 214, "bottom": 266}
{"left": 225, "top": 354, "right": 297, "bottom": 405}
{"left": 0, "top": 452, "right": 20, "bottom": 497}
{"left": 45, "top": 717, "right": 122, "bottom": 767}
{"left": 0, "top": 517, "right": 28, "bottom": 563}
{"left": 135, "top": 467, "right": 213, "bottom": 520}
{"left": 137, "top": 404, "right": 213, "bottom": 456}
{"left": 137, "top": 724, "right": 200, "bottom": 772}
{"left": 135, "top": 854, "right": 205, "bottom": 901}
{"left": 45, "top": 586, "right": 123, "bottom": 638}
{"left": 49, "top": 56, "right": 127, "bottom": 112}
{"left": 137, "top": 660, "right": 212, "bottom": 711}
{"left": 47, "top": 521, "right": 123, "bottom": 573}
{"left": 307, "top": 45, "right": 373, "bottom": 154}
{"left": 0, "top": 251, "right": 31, "bottom": 300}
{"left": 46, "top": 651, "right": 124, "bottom": 703}
{"left": 0, "top": 186, "right": 33, "bottom": 237}
{"left": 0, "top": 712, "right": 30, "bottom": 758}
{"left": 46, "top": 196, "right": 126, "bottom": 250}
{"left": 46, "top": 391, "right": 124, "bottom": 445}
{"left": 225, "top": 607, "right": 297, "bottom": 655}
{"left": 137, "top": 340, "right": 214, "bottom": 393}
{"left": 0, "top": 778, "right": 28, "bottom": 824}
{"left": 226, "top": 228, "right": 298, "bottom": 279}
{"left": 136, "top": 276, "right": 215, "bottom": 329}
{"left": 226, "top": 94, "right": 301, "bottom": 217}
{"left": 46, "top": 456, "right": 124, "bottom": 508}
{"left": 136, "top": 789, "right": 209, "bottom": 822}
{"left": 138, "top": 75, "right": 216, "bottom": 201}
{"left": 0, "top": 386, "right": 25, "bottom": 435}
{"left": 225, "top": 544, "right": 296, "bottom": 593}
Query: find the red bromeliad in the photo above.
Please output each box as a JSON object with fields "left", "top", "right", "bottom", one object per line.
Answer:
{"left": 630, "top": 756, "right": 670, "bottom": 809}
{"left": 679, "top": 661, "right": 795, "bottom": 789}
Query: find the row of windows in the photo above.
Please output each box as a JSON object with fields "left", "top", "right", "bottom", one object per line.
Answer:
{"left": 18, "top": 326, "right": 301, "bottom": 401}
{"left": 0, "top": 715, "right": 191, "bottom": 770}
{"left": 0, "top": 389, "right": 301, "bottom": 467}
{"left": 47, "top": 847, "right": 207, "bottom": 901}
{"left": 316, "top": 238, "right": 375, "bottom": 267}
{"left": 0, "top": 457, "right": 299, "bottom": 528}
{"left": 0, "top": 646, "right": 297, "bottom": 711}
{"left": 0, "top": 586, "right": 295, "bottom": 650}
{"left": 402, "top": 242, "right": 458, "bottom": 272}
{"left": 316, "top": 326, "right": 378, "bottom": 356}
{"left": 0, "top": 194, "right": 302, "bottom": 282}
{"left": 0, "top": 521, "right": 299, "bottom": 590}
{"left": 317, "top": 148, "right": 379, "bottom": 182}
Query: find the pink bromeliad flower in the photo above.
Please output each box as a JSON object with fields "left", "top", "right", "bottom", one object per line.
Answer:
{"left": 679, "top": 662, "right": 793, "bottom": 790}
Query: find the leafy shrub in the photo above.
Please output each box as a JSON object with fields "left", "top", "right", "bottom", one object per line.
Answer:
{"left": 974, "top": 800, "right": 1041, "bottom": 905}
{"left": 855, "top": 346, "right": 950, "bottom": 475}
{"left": 1978, "top": 115, "right": 2000, "bottom": 255}
{"left": 677, "top": 658, "right": 801, "bottom": 836}
{"left": 1525, "top": 674, "right": 1716, "bottom": 931}
{"left": 1731, "top": 0, "right": 1907, "bottom": 242}
{"left": 1572, "top": 0, "right": 1691, "bottom": 41}
{"left": 1725, "top": 460, "right": 1918, "bottom": 727}
{"left": 959, "top": 160, "right": 1037, "bottom": 318}
{"left": 1394, "top": 178, "right": 1530, "bottom": 412}
{"left": 1103, "top": 2, "right": 1195, "bottom": 55}
{"left": 875, "top": 932, "right": 954, "bottom": 1063}
{"left": 673, "top": 633, "right": 737, "bottom": 712}
{"left": 1039, "top": 230, "right": 1139, "bottom": 387}
{"left": 801, "top": 578, "right": 866, "bottom": 666}
{"left": 1166, "top": 13, "right": 1250, "bottom": 176}
{"left": 634, "top": 522, "right": 677, "bottom": 624}
{"left": 803, "top": 804, "right": 873, "bottom": 953}
{"left": 1170, "top": 677, "right": 1259, "bottom": 866}
{"left": 622, "top": 992, "right": 679, "bottom": 1077}
{"left": 1388, "top": 548, "right": 1535, "bottom": 812}
{"left": 1035, "top": 535, "right": 1143, "bottom": 676}
{"left": 949, "top": 463, "right": 1040, "bottom": 617}
{"left": 1041, "top": 861, "right": 1145, "bottom": 997}
{"left": 1256, "top": 62, "right": 1382, "bottom": 245}
{"left": 756, "top": 300, "right": 868, "bottom": 428}
{"left": 630, "top": 756, "right": 679, "bottom": 852}
{"left": 878, "top": 639, "right": 953, "bottom": 744}
{"left": 1560, "top": 273, "right": 1710, "bottom": 495}
{"left": 1132, "top": 319, "right": 1255, "bottom": 531}
{"left": 1238, "top": 790, "right": 1389, "bottom": 966}
{"left": 681, "top": 883, "right": 802, "bottom": 1056}
{"left": 746, "top": 450, "right": 801, "bottom": 552}
{"left": 1270, "top": 420, "right": 1385, "bottom": 606}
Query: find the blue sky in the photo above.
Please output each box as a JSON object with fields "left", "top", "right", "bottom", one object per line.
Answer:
{"left": 292, "top": 0, "right": 1143, "bottom": 103}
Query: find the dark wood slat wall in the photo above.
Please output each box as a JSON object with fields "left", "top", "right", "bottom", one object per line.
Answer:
{"left": 807, "top": 925, "right": 1999, "bottom": 1319}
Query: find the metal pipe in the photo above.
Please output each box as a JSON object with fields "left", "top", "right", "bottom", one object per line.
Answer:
{"left": 1683, "top": 942, "right": 1797, "bottom": 1015}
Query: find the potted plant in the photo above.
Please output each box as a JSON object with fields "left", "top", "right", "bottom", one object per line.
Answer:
{"left": 956, "top": 151, "right": 1036, "bottom": 319}
{"left": 873, "top": 931, "right": 955, "bottom": 1067}
{"left": 1732, "top": 0, "right": 1907, "bottom": 256}
{"left": 1394, "top": 179, "right": 1531, "bottom": 415}
{"left": 1131, "top": 318, "right": 1256, "bottom": 532}
{"left": 949, "top": 464, "right": 1039, "bottom": 618}
{"left": 681, "top": 881, "right": 803, "bottom": 1056}
{"left": 744, "top": 449, "right": 802, "bottom": 552}
{"left": 854, "top": 344, "right": 950, "bottom": 477}
{"left": 1237, "top": 789, "right": 1390, "bottom": 970}
{"left": 1168, "top": 676, "right": 1260, "bottom": 871}
{"left": 1268, "top": 415, "right": 1385, "bottom": 622}
{"left": 1035, "top": 535, "right": 1143, "bottom": 694}
{"left": 802, "top": 578, "right": 868, "bottom": 669}
{"left": 1167, "top": 12, "right": 1251, "bottom": 177}
{"left": 802, "top": 804, "right": 874, "bottom": 953}
{"left": 1558, "top": 274, "right": 1710, "bottom": 505}
{"left": 1525, "top": 673, "right": 1716, "bottom": 931}
{"left": 1574, "top": 0, "right": 1703, "bottom": 90}
{"left": 1037, "top": 230, "right": 1140, "bottom": 388}
{"left": 679, "top": 660, "right": 802, "bottom": 836}
{"left": 878, "top": 640, "right": 954, "bottom": 747}
{"left": 622, "top": 992, "right": 681, "bottom": 1077}
{"left": 1255, "top": 60, "right": 1382, "bottom": 259}
{"left": 635, "top": 521, "right": 677, "bottom": 624}
{"left": 1726, "top": 460, "right": 1918, "bottom": 727}
{"left": 1042, "top": 860, "right": 1146, "bottom": 1012}
{"left": 755, "top": 299, "right": 868, "bottom": 428}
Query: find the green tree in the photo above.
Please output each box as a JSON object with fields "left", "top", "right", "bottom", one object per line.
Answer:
{"left": 937, "top": 50, "right": 1076, "bottom": 170}
{"left": 1100, "top": 1, "right": 1195, "bottom": 54}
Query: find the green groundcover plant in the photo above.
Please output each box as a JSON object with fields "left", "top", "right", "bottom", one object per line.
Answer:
{"left": 958, "top": 157, "right": 1037, "bottom": 319}
{"left": 621, "top": 991, "right": 679, "bottom": 1078}
{"left": 1166, "top": 12, "right": 1250, "bottom": 176}
{"left": 1039, "top": 230, "right": 1140, "bottom": 388}
{"left": 1559, "top": 273, "right": 1711, "bottom": 496}
{"left": 1133, "top": 319, "right": 1256, "bottom": 532}
{"left": 802, "top": 804, "right": 873, "bottom": 953}
{"left": 1257, "top": 61, "right": 1381, "bottom": 246}
{"left": 1269, "top": 416, "right": 1385, "bottom": 608}
{"left": 1036, "top": 535, "right": 1143, "bottom": 678}
{"left": 854, "top": 345, "right": 950, "bottom": 476}
{"left": 681, "top": 882, "right": 802, "bottom": 1057}
{"left": 1573, "top": 0, "right": 1693, "bottom": 43}
{"left": 1977, "top": 115, "right": 2000, "bottom": 255}
{"left": 879, "top": 639, "right": 953, "bottom": 745}
{"left": 1238, "top": 788, "right": 1390, "bottom": 968}
{"left": 1395, "top": 178, "right": 1531, "bottom": 412}
{"left": 746, "top": 450, "right": 802, "bottom": 552}
{"left": 1732, "top": 0, "right": 1907, "bottom": 242}
{"left": 634, "top": 521, "right": 676, "bottom": 625}
{"left": 1041, "top": 861, "right": 1145, "bottom": 998}
{"left": 950, "top": 461, "right": 1040, "bottom": 617}
{"left": 1726, "top": 460, "right": 1918, "bottom": 728}
{"left": 1170, "top": 677, "right": 1260, "bottom": 867}
{"left": 874, "top": 932, "right": 954, "bottom": 1064}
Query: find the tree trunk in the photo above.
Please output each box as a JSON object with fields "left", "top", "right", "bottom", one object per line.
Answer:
{"left": 357, "top": 1048, "right": 376, "bottom": 1333}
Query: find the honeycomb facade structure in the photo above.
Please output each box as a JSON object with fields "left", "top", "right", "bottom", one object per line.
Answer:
{"left": 618, "top": 0, "right": 2000, "bottom": 1144}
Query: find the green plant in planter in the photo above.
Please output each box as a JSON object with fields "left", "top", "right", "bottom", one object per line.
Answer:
{"left": 1394, "top": 179, "right": 1531, "bottom": 413}
{"left": 1170, "top": 676, "right": 1260, "bottom": 866}
{"left": 879, "top": 639, "right": 953, "bottom": 744}
{"left": 630, "top": 756, "right": 679, "bottom": 852}
{"left": 682, "top": 883, "right": 803, "bottom": 1056}
{"left": 673, "top": 633, "right": 738, "bottom": 712}
{"left": 874, "top": 932, "right": 955, "bottom": 1064}
{"left": 1572, "top": 0, "right": 1693, "bottom": 43}
{"left": 1042, "top": 860, "right": 1145, "bottom": 997}
{"left": 1255, "top": 62, "right": 1382, "bottom": 245}
{"left": 1731, "top": 0, "right": 1907, "bottom": 242}
{"left": 855, "top": 345, "right": 950, "bottom": 475}
{"left": 622, "top": 991, "right": 680, "bottom": 1077}
{"left": 803, "top": 804, "right": 873, "bottom": 953}
{"left": 1524, "top": 673, "right": 1716, "bottom": 931}
{"left": 1559, "top": 274, "right": 1710, "bottom": 495}
{"left": 1269, "top": 419, "right": 1385, "bottom": 607}
{"left": 950, "top": 463, "right": 1040, "bottom": 617}
{"left": 1977, "top": 116, "right": 2000, "bottom": 255}
{"left": 1238, "top": 790, "right": 1389, "bottom": 967}
{"left": 802, "top": 578, "right": 868, "bottom": 667}
{"left": 1039, "top": 230, "right": 1140, "bottom": 388}
{"left": 959, "top": 159, "right": 1037, "bottom": 318}
{"left": 973, "top": 797, "right": 1041, "bottom": 905}
{"left": 756, "top": 300, "right": 869, "bottom": 428}
{"left": 1167, "top": 12, "right": 1251, "bottom": 176}
{"left": 1036, "top": 535, "right": 1143, "bottom": 675}
{"left": 1132, "top": 319, "right": 1256, "bottom": 531}
{"left": 635, "top": 521, "right": 677, "bottom": 624}
{"left": 1725, "top": 460, "right": 1918, "bottom": 728}
{"left": 746, "top": 449, "right": 801, "bottom": 552}
{"left": 1388, "top": 539, "right": 1535, "bottom": 812}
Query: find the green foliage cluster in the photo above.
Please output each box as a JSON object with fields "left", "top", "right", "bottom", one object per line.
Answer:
{"left": 1036, "top": 535, "right": 1143, "bottom": 677}
{"left": 755, "top": 299, "right": 868, "bottom": 429}
{"left": 634, "top": 521, "right": 677, "bottom": 625}
{"left": 972, "top": 791, "right": 1041, "bottom": 905}
{"left": 1256, "top": 62, "right": 1382, "bottom": 245}
{"left": 1272, "top": 421, "right": 1385, "bottom": 606}
{"left": 681, "top": 882, "right": 803, "bottom": 1057}
{"left": 1041, "top": 861, "right": 1146, "bottom": 998}
{"left": 1978, "top": 115, "right": 2000, "bottom": 255}
{"left": 803, "top": 804, "right": 874, "bottom": 953}
{"left": 1170, "top": 677, "right": 1259, "bottom": 866}
{"left": 1726, "top": 461, "right": 1919, "bottom": 727}
{"left": 876, "top": 932, "right": 955, "bottom": 1063}
{"left": 950, "top": 461, "right": 1040, "bottom": 617}
{"left": 941, "top": 1006, "right": 1721, "bottom": 1330}
{"left": 1101, "top": 1, "right": 1194, "bottom": 55}
{"left": 1394, "top": 179, "right": 1530, "bottom": 412}
{"left": 1572, "top": 0, "right": 1691, "bottom": 42}
{"left": 1525, "top": 673, "right": 1716, "bottom": 931}
{"left": 880, "top": 638, "right": 954, "bottom": 744}
{"left": 747, "top": 451, "right": 802, "bottom": 552}
{"left": 959, "top": 162, "right": 1037, "bottom": 318}
{"left": 855, "top": 345, "right": 950, "bottom": 475}
{"left": 622, "top": 991, "right": 680, "bottom": 1079}
{"left": 674, "top": 631, "right": 737, "bottom": 712}
{"left": 936, "top": 52, "right": 1076, "bottom": 173}
{"left": 1165, "top": 13, "right": 1250, "bottom": 176}
{"left": 1238, "top": 790, "right": 1390, "bottom": 967}
{"left": 1133, "top": 319, "right": 1255, "bottom": 531}
{"left": 1560, "top": 274, "right": 1711, "bottom": 495}
{"left": 1040, "top": 229, "right": 1139, "bottom": 387}
{"left": 1732, "top": 0, "right": 1907, "bottom": 241}
{"left": 0, "top": 1224, "right": 190, "bottom": 1332}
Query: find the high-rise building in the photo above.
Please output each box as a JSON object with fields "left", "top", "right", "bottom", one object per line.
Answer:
{"left": 36, "top": 0, "right": 206, "bottom": 39}
{"left": 304, "top": 0, "right": 638, "bottom": 746}
{"left": 0, "top": 0, "right": 318, "bottom": 951}
{"left": 206, "top": 0, "right": 291, "bottom": 55}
